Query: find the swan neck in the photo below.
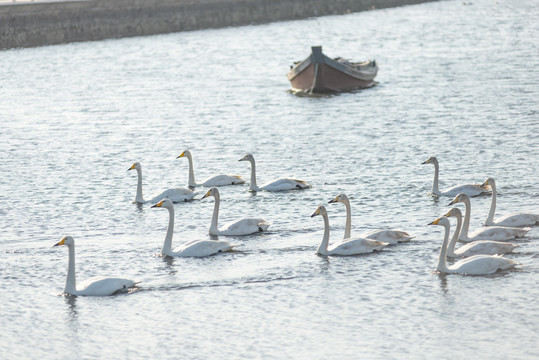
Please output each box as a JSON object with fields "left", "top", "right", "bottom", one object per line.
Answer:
{"left": 248, "top": 159, "right": 259, "bottom": 191}
{"left": 186, "top": 154, "right": 197, "bottom": 187}
{"left": 344, "top": 199, "right": 351, "bottom": 239}
{"left": 65, "top": 244, "right": 77, "bottom": 294}
{"left": 436, "top": 222, "right": 451, "bottom": 273}
{"left": 432, "top": 161, "right": 440, "bottom": 195}
{"left": 317, "top": 213, "right": 330, "bottom": 255}
{"left": 447, "top": 213, "right": 462, "bottom": 256}
{"left": 162, "top": 206, "right": 174, "bottom": 255}
{"left": 209, "top": 194, "right": 220, "bottom": 234}
{"left": 459, "top": 199, "right": 471, "bottom": 241}
{"left": 485, "top": 182, "right": 497, "bottom": 225}
{"left": 135, "top": 168, "right": 144, "bottom": 203}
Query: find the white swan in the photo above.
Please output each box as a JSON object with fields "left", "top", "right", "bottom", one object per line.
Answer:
{"left": 444, "top": 208, "right": 518, "bottom": 257}
{"left": 481, "top": 177, "right": 539, "bottom": 227}
{"left": 177, "top": 150, "right": 245, "bottom": 187}
{"left": 201, "top": 187, "right": 270, "bottom": 236}
{"left": 238, "top": 153, "right": 311, "bottom": 192}
{"left": 53, "top": 236, "right": 136, "bottom": 296}
{"left": 128, "top": 162, "right": 196, "bottom": 203}
{"left": 328, "top": 194, "right": 412, "bottom": 244}
{"left": 422, "top": 156, "right": 489, "bottom": 197}
{"left": 311, "top": 205, "right": 388, "bottom": 256}
{"left": 151, "top": 198, "right": 235, "bottom": 257}
{"left": 428, "top": 217, "right": 517, "bottom": 275}
{"left": 449, "top": 193, "right": 530, "bottom": 242}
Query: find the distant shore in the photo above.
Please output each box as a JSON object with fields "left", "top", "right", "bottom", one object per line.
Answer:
{"left": 0, "top": 0, "right": 436, "bottom": 50}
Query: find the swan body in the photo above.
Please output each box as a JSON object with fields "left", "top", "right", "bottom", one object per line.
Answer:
{"left": 422, "top": 156, "right": 488, "bottom": 197}
{"left": 128, "top": 162, "right": 196, "bottom": 203}
{"left": 201, "top": 187, "right": 270, "bottom": 236}
{"left": 449, "top": 193, "right": 530, "bottom": 241}
{"left": 444, "top": 208, "right": 518, "bottom": 257}
{"left": 238, "top": 154, "right": 311, "bottom": 192}
{"left": 311, "top": 206, "right": 388, "bottom": 256}
{"left": 328, "top": 194, "right": 412, "bottom": 244}
{"left": 53, "top": 236, "right": 136, "bottom": 296}
{"left": 152, "top": 198, "right": 235, "bottom": 257}
{"left": 177, "top": 150, "right": 245, "bottom": 187}
{"left": 428, "top": 217, "right": 517, "bottom": 275}
{"left": 481, "top": 177, "right": 539, "bottom": 227}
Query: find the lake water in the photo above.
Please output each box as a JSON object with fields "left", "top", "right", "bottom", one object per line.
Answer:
{"left": 1, "top": 0, "right": 538, "bottom": 358}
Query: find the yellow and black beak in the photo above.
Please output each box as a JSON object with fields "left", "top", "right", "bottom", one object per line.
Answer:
{"left": 201, "top": 190, "right": 211, "bottom": 200}
{"left": 151, "top": 200, "right": 165, "bottom": 208}
{"left": 53, "top": 237, "right": 67, "bottom": 247}
{"left": 177, "top": 151, "right": 186, "bottom": 159}
{"left": 444, "top": 210, "right": 452, "bottom": 217}
{"left": 328, "top": 196, "right": 339, "bottom": 204}
{"left": 311, "top": 207, "right": 321, "bottom": 218}
{"left": 428, "top": 218, "right": 441, "bottom": 225}
{"left": 127, "top": 163, "right": 136, "bottom": 171}
{"left": 448, "top": 195, "right": 459, "bottom": 206}
{"left": 480, "top": 179, "right": 490, "bottom": 188}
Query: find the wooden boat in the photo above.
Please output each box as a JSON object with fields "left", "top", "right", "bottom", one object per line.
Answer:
{"left": 287, "top": 46, "right": 378, "bottom": 93}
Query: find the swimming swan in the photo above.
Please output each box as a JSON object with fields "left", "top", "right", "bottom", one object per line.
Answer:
{"left": 53, "top": 236, "right": 136, "bottom": 296}
{"left": 428, "top": 217, "right": 517, "bottom": 275}
{"left": 201, "top": 187, "right": 270, "bottom": 236}
{"left": 238, "top": 153, "right": 311, "bottom": 192}
{"left": 422, "top": 156, "right": 488, "bottom": 197}
{"left": 152, "top": 198, "right": 235, "bottom": 257}
{"left": 128, "top": 162, "right": 195, "bottom": 204}
{"left": 449, "top": 193, "right": 530, "bottom": 242}
{"left": 328, "top": 194, "right": 412, "bottom": 244}
{"left": 311, "top": 205, "right": 388, "bottom": 256}
{"left": 481, "top": 177, "right": 539, "bottom": 227}
{"left": 444, "top": 208, "right": 518, "bottom": 257}
{"left": 177, "top": 150, "right": 245, "bottom": 187}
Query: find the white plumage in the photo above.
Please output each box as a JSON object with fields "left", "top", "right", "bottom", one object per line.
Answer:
{"left": 177, "top": 150, "right": 245, "bottom": 187}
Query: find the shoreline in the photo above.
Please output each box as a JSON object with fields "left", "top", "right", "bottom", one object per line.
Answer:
{"left": 0, "top": 0, "right": 436, "bottom": 50}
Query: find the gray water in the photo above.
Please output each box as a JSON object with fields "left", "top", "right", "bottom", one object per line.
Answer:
{"left": 1, "top": 0, "right": 538, "bottom": 358}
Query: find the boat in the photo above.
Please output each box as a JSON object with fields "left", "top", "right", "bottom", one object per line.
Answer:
{"left": 286, "top": 46, "right": 378, "bottom": 93}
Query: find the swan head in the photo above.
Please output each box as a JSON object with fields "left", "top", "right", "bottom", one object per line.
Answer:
{"left": 177, "top": 150, "right": 191, "bottom": 159}
{"left": 128, "top": 162, "right": 141, "bottom": 171}
{"left": 328, "top": 194, "right": 349, "bottom": 204}
{"left": 421, "top": 156, "right": 438, "bottom": 165}
{"left": 54, "top": 235, "right": 74, "bottom": 247}
{"left": 238, "top": 154, "right": 254, "bottom": 163}
{"left": 444, "top": 207, "right": 462, "bottom": 218}
{"left": 201, "top": 187, "right": 219, "bottom": 200}
{"left": 428, "top": 217, "right": 449, "bottom": 226}
{"left": 481, "top": 177, "right": 495, "bottom": 188}
{"left": 448, "top": 193, "right": 469, "bottom": 206}
{"left": 151, "top": 198, "right": 173, "bottom": 209}
{"left": 311, "top": 205, "right": 327, "bottom": 218}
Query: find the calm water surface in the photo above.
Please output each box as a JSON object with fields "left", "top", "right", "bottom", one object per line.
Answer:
{"left": 1, "top": 0, "right": 538, "bottom": 358}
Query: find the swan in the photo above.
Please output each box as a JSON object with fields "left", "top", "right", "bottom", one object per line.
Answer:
{"left": 311, "top": 205, "right": 388, "bottom": 256}
{"left": 238, "top": 153, "right": 311, "bottom": 192}
{"left": 421, "top": 156, "right": 489, "bottom": 197}
{"left": 128, "top": 162, "right": 196, "bottom": 204}
{"left": 444, "top": 208, "right": 518, "bottom": 257}
{"left": 328, "top": 194, "right": 412, "bottom": 244}
{"left": 151, "top": 198, "right": 235, "bottom": 257}
{"left": 53, "top": 236, "right": 136, "bottom": 296}
{"left": 481, "top": 177, "right": 539, "bottom": 227}
{"left": 177, "top": 150, "right": 245, "bottom": 187}
{"left": 449, "top": 193, "right": 531, "bottom": 242}
{"left": 201, "top": 187, "right": 270, "bottom": 236}
{"left": 428, "top": 217, "right": 517, "bottom": 275}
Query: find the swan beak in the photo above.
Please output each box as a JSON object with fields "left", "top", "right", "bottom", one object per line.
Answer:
{"left": 444, "top": 210, "right": 452, "bottom": 217}
{"left": 328, "top": 196, "right": 338, "bottom": 204}
{"left": 310, "top": 208, "right": 320, "bottom": 218}
{"left": 127, "top": 164, "right": 136, "bottom": 171}
{"left": 428, "top": 218, "right": 441, "bottom": 225}
{"left": 177, "top": 151, "right": 185, "bottom": 159}
{"left": 201, "top": 190, "right": 211, "bottom": 199}
{"left": 53, "top": 237, "right": 66, "bottom": 247}
{"left": 151, "top": 200, "right": 164, "bottom": 208}
{"left": 480, "top": 179, "right": 489, "bottom": 188}
{"left": 448, "top": 196, "right": 459, "bottom": 206}
{"left": 421, "top": 159, "right": 429, "bottom": 164}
